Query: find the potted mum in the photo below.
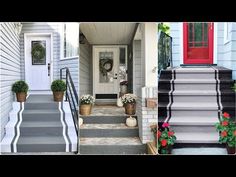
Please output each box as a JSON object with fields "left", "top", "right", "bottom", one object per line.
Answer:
{"left": 121, "top": 93, "right": 137, "bottom": 115}
{"left": 51, "top": 80, "right": 66, "bottom": 101}
{"left": 215, "top": 112, "right": 236, "bottom": 154}
{"left": 158, "top": 122, "right": 176, "bottom": 154}
{"left": 79, "top": 94, "right": 95, "bottom": 116}
{"left": 12, "top": 80, "right": 29, "bottom": 102}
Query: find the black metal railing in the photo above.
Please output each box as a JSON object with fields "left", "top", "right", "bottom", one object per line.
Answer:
{"left": 158, "top": 31, "right": 173, "bottom": 76}
{"left": 60, "top": 67, "right": 78, "bottom": 136}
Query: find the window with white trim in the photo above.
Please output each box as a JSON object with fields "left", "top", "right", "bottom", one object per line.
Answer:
{"left": 61, "top": 23, "right": 79, "bottom": 59}
{"left": 224, "top": 22, "right": 232, "bottom": 44}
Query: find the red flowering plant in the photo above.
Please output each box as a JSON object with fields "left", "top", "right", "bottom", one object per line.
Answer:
{"left": 215, "top": 112, "right": 236, "bottom": 148}
{"left": 158, "top": 122, "right": 176, "bottom": 154}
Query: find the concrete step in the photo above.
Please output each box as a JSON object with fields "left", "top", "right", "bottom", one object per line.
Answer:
{"left": 81, "top": 116, "right": 129, "bottom": 124}
{"left": 175, "top": 132, "right": 219, "bottom": 144}
{"left": 80, "top": 123, "right": 139, "bottom": 137}
{"left": 22, "top": 110, "right": 61, "bottom": 122}
{"left": 16, "top": 136, "right": 66, "bottom": 152}
{"left": 24, "top": 102, "right": 58, "bottom": 110}
{"left": 80, "top": 137, "right": 146, "bottom": 154}
{"left": 19, "top": 121, "right": 63, "bottom": 136}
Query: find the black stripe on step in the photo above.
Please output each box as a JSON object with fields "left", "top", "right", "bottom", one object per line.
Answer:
{"left": 214, "top": 68, "right": 221, "bottom": 121}
{"left": 61, "top": 102, "right": 71, "bottom": 152}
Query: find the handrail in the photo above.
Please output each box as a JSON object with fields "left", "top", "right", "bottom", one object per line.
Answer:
{"left": 60, "top": 67, "right": 78, "bottom": 136}
{"left": 158, "top": 31, "right": 173, "bottom": 76}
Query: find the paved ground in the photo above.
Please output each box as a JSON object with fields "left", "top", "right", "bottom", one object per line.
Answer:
{"left": 172, "top": 148, "right": 227, "bottom": 155}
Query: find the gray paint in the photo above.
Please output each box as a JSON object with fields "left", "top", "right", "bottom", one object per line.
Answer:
{"left": 0, "top": 22, "right": 21, "bottom": 140}
{"left": 133, "top": 40, "right": 142, "bottom": 96}
{"left": 79, "top": 40, "right": 92, "bottom": 97}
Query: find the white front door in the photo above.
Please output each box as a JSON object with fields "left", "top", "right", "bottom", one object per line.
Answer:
{"left": 94, "top": 47, "right": 119, "bottom": 99}
{"left": 25, "top": 35, "right": 51, "bottom": 90}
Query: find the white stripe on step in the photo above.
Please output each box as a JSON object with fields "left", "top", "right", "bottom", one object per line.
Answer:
{"left": 212, "top": 66, "right": 223, "bottom": 111}
{"left": 59, "top": 102, "right": 69, "bottom": 152}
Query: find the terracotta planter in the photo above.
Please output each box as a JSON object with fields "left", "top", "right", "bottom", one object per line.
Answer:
{"left": 226, "top": 144, "right": 236, "bottom": 154}
{"left": 53, "top": 91, "right": 64, "bottom": 102}
{"left": 80, "top": 104, "right": 92, "bottom": 116}
{"left": 16, "top": 92, "right": 27, "bottom": 102}
{"left": 124, "top": 103, "right": 136, "bottom": 115}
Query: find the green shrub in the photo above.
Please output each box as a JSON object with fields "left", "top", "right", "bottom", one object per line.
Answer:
{"left": 12, "top": 80, "right": 29, "bottom": 93}
{"left": 51, "top": 80, "right": 66, "bottom": 92}
{"left": 232, "top": 83, "right": 236, "bottom": 92}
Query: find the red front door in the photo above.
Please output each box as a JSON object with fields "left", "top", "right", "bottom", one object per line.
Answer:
{"left": 183, "top": 22, "right": 214, "bottom": 64}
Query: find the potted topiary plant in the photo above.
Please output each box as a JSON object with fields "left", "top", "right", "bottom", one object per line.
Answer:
{"left": 215, "top": 112, "right": 236, "bottom": 154}
{"left": 158, "top": 122, "right": 176, "bottom": 154}
{"left": 79, "top": 94, "right": 95, "bottom": 116}
{"left": 51, "top": 80, "right": 66, "bottom": 102}
{"left": 121, "top": 93, "right": 137, "bottom": 115}
{"left": 12, "top": 80, "right": 29, "bottom": 102}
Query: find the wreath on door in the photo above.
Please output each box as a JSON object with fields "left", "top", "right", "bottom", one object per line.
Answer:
{"left": 31, "top": 43, "right": 46, "bottom": 60}
{"left": 99, "top": 59, "right": 113, "bottom": 76}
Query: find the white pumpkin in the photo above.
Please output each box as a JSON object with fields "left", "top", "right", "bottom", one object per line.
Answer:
{"left": 117, "top": 97, "right": 123, "bottom": 107}
{"left": 126, "top": 116, "right": 137, "bottom": 127}
{"left": 79, "top": 117, "right": 83, "bottom": 127}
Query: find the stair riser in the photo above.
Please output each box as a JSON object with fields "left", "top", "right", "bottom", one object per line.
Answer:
{"left": 16, "top": 144, "right": 66, "bottom": 152}
{"left": 175, "top": 73, "right": 215, "bottom": 80}
{"left": 80, "top": 145, "right": 146, "bottom": 154}
{"left": 171, "top": 125, "right": 218, "bottom": 133}
{"left": 24, "top": 103, "right": 58, "bottom": 110}
{"left": 171, "top": 110, "right": 218, "bottom": 118}
{"left": 80, "top": 129, "right": 139, "bottom": 137}
{"left": 82, "top": 116, "right": 127, "bottom": 124}
{"left": 20, "top": 127, "right": 63, "bottom": 136}
{"left": 173, "top": 95, "right": 217, "bottom": 102}
{"left": 22, "top": 113, "right": 61, "bottom": 122}
{"left": 174, "top": 83, "right": 216, "bottom": 91}
{"left": 175, "top": 139, "right": 219, "bottom": 144}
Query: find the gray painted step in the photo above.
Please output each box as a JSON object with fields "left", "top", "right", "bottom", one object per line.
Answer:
{"left": 173, "top": 79, "right": 217, "bottom": 90}
{"left": 80, "top": 137, "right": 146, "bottom": 154}
{"left": 171, "top": 125, "right": 217, "bottom": 133}
{"left": 175, "top": 67, "right": 215, "bottom": 79}
{"left": 81, "top": 116, "right": 129, "bottom": 124}
{"left": 80, "top": 123, "right": 139, "bottom": 137}
{"left": 26, "top": 94, "right": 55, "bottom": 103}
{"left": 171, "top": 109, "right": 219, "bottom": 118}
{"left": 169, "top": 116, "right": 219, "bottom": 125}
{"left": 16, "top": 136, "right": 66, "bottom": 152}
{"left": 20, "top": 122, "right": 63, "bottom": 136}
{"left": 24, "top": 102, "right": 58, "bottom": 110}
{"left": 175, "top": 132, "right": 219, "bottom": 143}
{"left": 22, "top": 110, "right": 61, "bottom": 122}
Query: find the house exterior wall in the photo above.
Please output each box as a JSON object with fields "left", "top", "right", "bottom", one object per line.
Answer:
{"left": 0, "top": 22, "right": 21, "bottom": 140}
{"left": 79, "top": 40, "right": 92, "bottom": 97}
{"left": 133, "top": 40, "right": 142, "bottom": 96}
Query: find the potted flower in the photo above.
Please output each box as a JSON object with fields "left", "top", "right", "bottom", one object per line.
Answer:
{"left": 121, "top": 93, "right": 137, "bottom": 115}
{"left": 120, "top": 80, "right": 128, "bottom": 94}
{"left": 150, "top": 124, "right": 157, "bottom": 147}
{"left": 79, "top": 94, "right": 95, "bottom": 116}
{"left": 12, "top": 80, "right": 29, "bottom": 102}
{"left": 51, "top": 80, "right": 66, "bottom": 101}
{"left": 158, "top": 122, "right": 176, "bottom": 154}
{"left": 215, "top": 112, "right": 236, "bottom": 154}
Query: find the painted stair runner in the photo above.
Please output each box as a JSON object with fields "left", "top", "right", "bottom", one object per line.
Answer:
{"left": 80, "top": 106, "right": 146, "bottom": 154}
{"left": 158, "top": 66, "right": 235, "bottom": 144}
{"left": 1, "top": 95, "right": 77, "bottom": 153}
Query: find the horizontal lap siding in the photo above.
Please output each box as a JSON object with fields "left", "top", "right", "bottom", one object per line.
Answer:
{"left": 79, "top": 41, "right": 92, "bottom": 97}
{"left": 133, "top": 40, "right": 142, "bottom": 96}
{"left": 0, "top": 23, "right": 21, "bottom": 140}
{"left": 170, "top": 23, "right": 181, "bottom": 67}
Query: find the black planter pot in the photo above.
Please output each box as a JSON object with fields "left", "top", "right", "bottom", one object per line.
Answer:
{"left": 226, "top": 144, "right": 236, "bottom": 154}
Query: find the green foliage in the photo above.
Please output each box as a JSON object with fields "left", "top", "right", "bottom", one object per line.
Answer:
{"left": 232, "top": 83, "right": 236, "bottom": 92}
{"left": 215, "top": 112, "right": 236, "bottom": 147}
{"left": 31, "top": 43, "right": 46, "bottom": 60}
{"left": 12, "top": 80, "right": 29, "bottom": 93}
{"left": 158, "top": 23, "right": 170, "bottom": 35}
{"left": 51, "top": 80, "right": 66, "bottom": 92}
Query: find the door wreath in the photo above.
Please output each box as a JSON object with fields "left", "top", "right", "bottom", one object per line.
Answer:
{"left": 99, "top": 59, "right": 113, "bottom": 76}
{"left": 31, "top": 42, "right": 46, "bottom": 60}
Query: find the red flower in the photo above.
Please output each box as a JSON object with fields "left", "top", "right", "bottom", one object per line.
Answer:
{"left": 234, "top": 130, "right": 236, "bottom": 136}
{"left": 157, "top": 130, "right": 161, "bottom": 138}
{"left": 161, "top": 139, "right": 167, "bottom": 147}
{"left": 223, "top": 112, "right": 230, "bottom": 119}
{"left": 221, "top": 131, "right": 228, "bottom": 137}
{"left": 168, "top": 131, "right": 175, "bottom": 137}
{"left": 162, "top": 122, "right": 169, "bottom": 128}
{"left": 221, "top": 121, "right": 229, "bottom": 126}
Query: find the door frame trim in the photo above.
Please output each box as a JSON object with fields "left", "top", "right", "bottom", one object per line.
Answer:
{"left": 92, "top": 45, "right": 128, "bottom": 99}
{"left": 24, "top": 33, "right": 53, "bottom": 90}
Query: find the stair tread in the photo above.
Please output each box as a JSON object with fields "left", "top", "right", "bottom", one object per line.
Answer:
{"left": 26, "top": 95, "right": 55, "bottom": 103}
{"left": 23, "top": 109, "right": 60, "bottom": 114}
{"left": 169, "top": 116, "right": 219, "bottom": 125}
{"left": 20, "top": 121, "right": 63, "bottom": 127}
{"left": 80, "top": 137, "right": 143, "bottom": 145}
{"left": 171, "top": 102, "right": 218, "bottom": 109}
{"left": 80, "top": 123, "right": 138, "bottom": 129}
{"left": 175, "top": 132, "right": 219, "bottom": 142}
{"left": 17, "top": 136, "right": 66, "bottom": 144}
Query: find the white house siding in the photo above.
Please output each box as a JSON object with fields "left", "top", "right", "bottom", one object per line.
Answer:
{"left": 20, "top": 22, "right": 61, "bottom": 82}
{"left": 0, "top": 23, "right": 21, "bottom": 140}
{"left": 133, "top": 40, "right": 142, "bottom": 96}
{"left": 79, "top": 40, "right": 92, "bottom": 97}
